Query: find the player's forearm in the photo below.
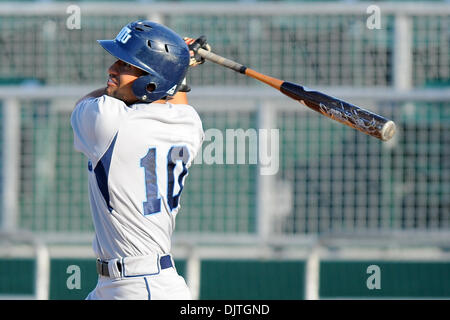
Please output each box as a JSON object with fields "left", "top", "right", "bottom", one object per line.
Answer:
{"left": 75, "top": 87, "right": 107, "bottom": 106}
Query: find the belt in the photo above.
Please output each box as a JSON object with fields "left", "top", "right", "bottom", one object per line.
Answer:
{"left": 96, "top": 254, "right": 173, "bottom": 277}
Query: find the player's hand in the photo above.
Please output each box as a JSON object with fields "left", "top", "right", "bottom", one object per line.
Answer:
{"left": 184, "top": 36, "right": 211, "bottom": 67}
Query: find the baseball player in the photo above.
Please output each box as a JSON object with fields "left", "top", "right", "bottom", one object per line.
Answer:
{"left": 70, "top": 20, "right": 209, "bottom": 300}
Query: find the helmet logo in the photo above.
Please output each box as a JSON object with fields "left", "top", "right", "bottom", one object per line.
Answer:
{"left": 116, "top": 27, "right": 132, "bottom": 44}
{"left": 166, "top": 84, "right": 177, "bottom": 95}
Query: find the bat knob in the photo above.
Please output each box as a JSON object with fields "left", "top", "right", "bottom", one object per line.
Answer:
{"left": 380, "top": 120, "right": 396, "bottom": 141}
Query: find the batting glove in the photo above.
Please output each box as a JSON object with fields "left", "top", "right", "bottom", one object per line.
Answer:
{"left": 184, "top": 36, "right": 211, "bottom": 67}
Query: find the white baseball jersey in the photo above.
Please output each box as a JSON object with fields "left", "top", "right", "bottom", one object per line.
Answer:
{"left": 71, "top": 95, "right": 204, "bottom": 260}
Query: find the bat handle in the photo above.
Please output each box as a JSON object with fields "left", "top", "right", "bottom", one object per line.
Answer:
{"left": 197, "top": 48, "right": 247, "bottom": 74}
{"left": 197, "top": 48, "right": 284, "bottom": 90}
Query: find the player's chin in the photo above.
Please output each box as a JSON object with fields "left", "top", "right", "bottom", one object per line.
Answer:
{"left": 105, "top": 88, "right": 137, "bottom": 105}
{"left": 105, "top": 85, "right": 116, "bottom": 97}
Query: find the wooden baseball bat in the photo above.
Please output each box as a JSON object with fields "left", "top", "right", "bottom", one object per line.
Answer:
{"left": 197, "top": 48, "right": 396, "bottom": 142}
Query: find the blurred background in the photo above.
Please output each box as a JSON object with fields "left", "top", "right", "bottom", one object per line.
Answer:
{"left": 0, "top": 0, "right": 449, "bottom": 300}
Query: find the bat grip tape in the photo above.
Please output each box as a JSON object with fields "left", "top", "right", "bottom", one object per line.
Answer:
{"left": 197, "top": 48, "right": 247, "bottom": 74}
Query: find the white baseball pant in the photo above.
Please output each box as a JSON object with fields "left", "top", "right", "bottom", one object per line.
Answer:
{"left": 86, "top": 254, "right": 192, "bottom": 300}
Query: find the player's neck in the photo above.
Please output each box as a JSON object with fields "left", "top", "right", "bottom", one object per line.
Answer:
{"left": 151, "top": 99, "right": 168, "bottom": 104}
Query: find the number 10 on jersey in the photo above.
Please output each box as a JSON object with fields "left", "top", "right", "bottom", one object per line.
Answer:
{"left": 140, "top": 145, "right": 189, "bottom": 215}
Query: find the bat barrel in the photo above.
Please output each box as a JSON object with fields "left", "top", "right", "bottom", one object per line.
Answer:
{"left": 280, "top": 82, "right": 396, "bottom": 141}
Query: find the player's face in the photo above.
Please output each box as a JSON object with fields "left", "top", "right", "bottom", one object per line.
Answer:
{"left": 106, "top": 60, "right": 146, "bottom": 104}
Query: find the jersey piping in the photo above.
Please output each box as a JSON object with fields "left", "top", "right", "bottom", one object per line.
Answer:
{"left": 94, "top": 133, "right": 118, "bottom": 212}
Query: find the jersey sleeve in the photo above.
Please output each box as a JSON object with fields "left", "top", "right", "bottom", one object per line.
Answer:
{"left": 71, "top": 95, "right": 130, "bottom": 164}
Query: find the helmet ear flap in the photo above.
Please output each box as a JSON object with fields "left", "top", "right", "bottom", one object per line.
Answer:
{"left": 132, "top": 74, "right": 161, "bottom": 102}
{"left": 132, "top": 73, "right": 182, "bottom": 103}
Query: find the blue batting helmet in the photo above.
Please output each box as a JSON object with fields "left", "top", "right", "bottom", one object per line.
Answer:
{"left": 97, "top": 20, "right": 190, "bottom": 103}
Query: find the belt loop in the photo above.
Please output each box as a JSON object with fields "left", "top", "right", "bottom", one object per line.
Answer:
{"left": 108, "top": 258, "right": 122, "bottom": 278}
{"left": 96, "top": 258, "right": 101, "bottom": 275}
{"left": 96, "top": 259, "right": 111, "bottom": 277}
{"left": 170, "top": 254, "right": 176, "bottom": 271}
{"left": 101, "top": 261, "right": 106, "bottom": 276}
